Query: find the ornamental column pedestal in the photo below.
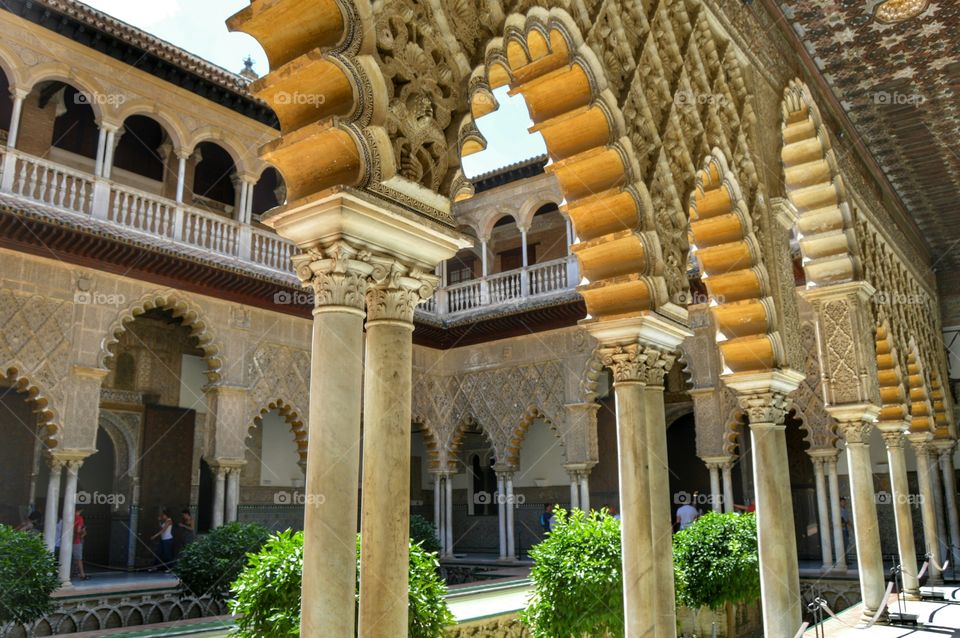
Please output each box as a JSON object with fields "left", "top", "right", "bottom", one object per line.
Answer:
{"left": 835, "top": 411, "right": 886, "bottom": 621}
{"left": 878, "top": 427, "right": 920, "bottom": 597}
{"left": 807, "top": 450, "right": 835, "bottom": 570}
{"left": 727, "top": 372, "right": 805, "bottom": 638}
{"left": 908, "top": 435, "right": 942, "bottom": 582}
{"left": 357, "top": 262, "right": 437, "bottom": 638}
{"left": 590, "top": 315, "right": 690, "bottom": 638}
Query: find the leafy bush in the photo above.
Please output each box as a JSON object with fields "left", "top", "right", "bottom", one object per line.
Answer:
{"left": 410, "top": 514, "right": 441, "bottom": 555}
{"left": 521, "top": 508, "right": 623, "bottom": 638}
{"left": 673, "top": 512, "right": 760, "bottom": 636}
{"left": 229, "top": 531, "right": 454, "bottom": 638}
{"left": 174, "top": 522, "right": 269, "bottom": 600}
{"left": 0, "top": 525, "right": 60, "bottom": 626}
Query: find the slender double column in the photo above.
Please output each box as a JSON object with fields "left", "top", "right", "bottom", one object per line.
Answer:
{"left": 701, "top": 455, "right": 735, "bottom": 513}
{"left": 825, "top": 454, "right": 848, "bottom": 571}
{"left": 597, "top": 340, "right": 678, "bottom": 638}
{"left": 934, "top": 440, "right": 960, "bottom": 568}
{"left": 721, "top": 460, "right": 735, "bottom": 513}
{"left": 211, "top": 466, "right": 226, "bottom": 529}
{"left": 225, "top": 467, "right": 241, "bottom": 523}
{"left": 807, "top": 451, "right": 835, "bottom": 570}
{"left": 358, "top": 261, "right": 435, "bottom": 638}
{"left": 836, "top": 416, "right": 886, "bottom": 621}
{"left": 909, "top": 435, "right": 942, "bottom": 582}
{"left": 878, "top": 428, "right": 920, "bottom": 596}
{"left": 496, "top": 472, "right": 507, "bottom": 559}
{"left": 445, "top": 473, "right": 454, "bottom": 557}
{"left": 433, "top": 472, "right": 455, "bottom": 558}
{"left": 568, "top": 470, "right": 581, "bottom": 510}
{"left": 733, "top": 384, "right": 803, "bottom": 638}
{"left": 43, "top": 457, "right": 64, "bottom": 553}
{"left": 58, "top": 458, "right": 85, "bottom": 584}
{"left": 294, "top": 243, "right": 371, "bottom": 638}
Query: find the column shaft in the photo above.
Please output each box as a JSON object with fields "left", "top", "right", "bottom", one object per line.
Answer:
{"left": 358, "top": 316, "right": 415, "bottom": 638}
{"left": 912, "top": 443, "right": 942, "bottom": 581}
{"left": 708, "top": 463, "right": 722, "bottom": 513}
{"left": 844, "top": 428, "right": 886, "bottom": 619}
{"left": 644, "top": 384, "right": 676, "bottom": 638}
{"left": 7, "top": 93, "right": 24, "bottom": 148}
{"left": 938, "top": 449, "right": 960, "bottom": 567}
{"left": 211, "top": 469, "right": 226, "bottom": 529}
{"left": 506, "top": 477, "right": 516, "bottom": 559}
{"left": 721, "top": 462, "right": 735, "bottom": 514}
{"left": 434, "top": 476, "right": 442, "bottom": 553}
{"left": 613, "top": 380, "right": 655, "bottom": 638}
{"left": 569, "top": 475, "right": 580, "bottom": 510}
{"left": 810, "top": 457, "right": 834, "bottom": 569}
{"left": 826, "top": 459, "right": 847, "bottom": 571}
{"left": 225, "top": 469, "right": 240, "bottom": 523}
{"left": 58, "top": 460, "right": 82, "bottom": 584}
{"left": 580, "top": 475, "right": 591, "bottom": 512}
{"left": 931, "top": 451, "right": 949, "bottom": 564}
{"left": 497, "top": 475, "right": 507, "bottom": 559}
{"left": 175, "top": 155, "right": 187, "bottom": 203}
{"left": 445, "top": 475, "right": 454, "bottom": 558}
{"left": 301, "top": 308, "right": 365, "bottom": 638}
{"left": 43, "top": 461, "right": 63, "bottom": 553}
{"left": 883, "top": 435, "right": 919, "bottom": 596}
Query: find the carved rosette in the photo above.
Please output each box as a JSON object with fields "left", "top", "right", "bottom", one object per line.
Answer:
{"left": 597, "top": 343, "right": 676, "bottom": 386}
{"left": 736, "top": 391, "right": 792, "bottom": 426}
{"left": 365, "top": 260, "right": 438, "bottom": 324}
{"left": 292, "top": 242, "right": 375, "bottom": 311}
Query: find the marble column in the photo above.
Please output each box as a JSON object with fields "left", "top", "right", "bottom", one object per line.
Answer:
{"left": 225, "top": 468, "right": 240, "bottom": 523}
{"left": 43, "top": 457, "right": 63, "bottom": 553}
{"left": 838, "top": 417, "right": 886, "bottom": 621}
{"left": 879, "top": 428, "right": 920, "bottom": 596}
{"left": 808, "top": 452, "right": 834, "bottom": 570}
{"left": 935, "top": 440, "right": 960, "bottom": 568}
{"left": 825, "top": 455, "right": 847, "bottom": 571}
{"left": 175, "top": 152, "right": 188, "bottom": 203}
{"left": 291, "top": 244, "right": 371, "bottom": 638}
{"left": 704, "top": 459, "right": 722, "bottom": 513}
{"left": 211, "top": 466, "right": 226, "bottom": 529}
{"left": 909, "top": 436, "right": 942, "bottom": 582}
{"left": 358, "top": 264, "right": 433, "bottom": 638}
{"left": 58, "top": 459, "right": 84, "bottom": 584}
{"left": 497, "top": 473, "right": 507, "bottom": 560}
{"left": 6, "top": 89, "right": 26, "bottom": 148}
{"left": 568, "top": 471, "right": 581, "bottom": 510}
{"left": 445, "top": 473, "right": 454, "bottom": 558}
{"left": 579, "top": 473, "right": 591, "bottom": 512}
{"left": 930, "top": 448, "right": 950, "bottom": 564}
{"left": 505, "top": 474, "right": 517, "bottom": 560}
{"left": 735, "top": 385, "right": 803, "bottom": 638}
{"left": 721, "top": 460, "right": 735, "bottom": 514}
{"left": 434, "top": 475, "right": 442, "bottom": 552}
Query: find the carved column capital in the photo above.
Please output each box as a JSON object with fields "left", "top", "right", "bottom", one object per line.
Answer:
{"left": 880, "top": 430, "right": 905, "bottom": 448}
{"left": 837, "top": 419, "right": 873, "bottom": 445}
{"left": 292, "top": 241, "right": 375, "bottom": 312}
{"left": 736, "top": 391, "right": 792, "bottom": 426}
{"left": 597, "top": 343, "right": 676, "bottom": 386}
{"left": 365, "top": 259, "right": 438, "bottom": 324}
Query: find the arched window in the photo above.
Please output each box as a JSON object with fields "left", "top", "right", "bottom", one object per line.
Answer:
{"left": 113, "top": 115, "right": 167, "bottom": 183}
{"left": 50, "top": 84, "right": 99, "bottom": 159}
{"left": 251, "top": 167, "right": 285, "bottom": 220}
{"left": 192, "top": 141, "right": 237, "bottom": 214}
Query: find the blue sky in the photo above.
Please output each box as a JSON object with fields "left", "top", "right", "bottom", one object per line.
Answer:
{"left": 80, "top": 0, "right": 545, "bottom": 177}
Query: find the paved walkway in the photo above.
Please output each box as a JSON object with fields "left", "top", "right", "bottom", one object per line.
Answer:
{"left": 806, "top": 585, "right": 960, "bottom": 638}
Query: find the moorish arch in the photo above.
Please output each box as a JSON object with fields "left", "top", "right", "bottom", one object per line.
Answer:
{"left": 0, "top": 367, "right": 57, "bottom": 448}
{"left": 99, "top": 290, "right": 225, "bottom": 382}
{"left": 780, "top": 79, "right": 862, "bottom": 288}
{"left": 250, "top": 399, "right": 308, "bottom": 464}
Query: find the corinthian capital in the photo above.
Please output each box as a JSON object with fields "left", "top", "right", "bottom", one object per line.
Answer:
{"left": 737, "top": 391, "right": 791, "bottom": 426}
{"left": 292, "top": 241, "right": 375, "bottom": 311}
{"left": 597, "top": 343, "right": 676, "bottom": 386}
{"left": 837, "top": 419, "right": 872, "bottom": 444}
{"left": 365, "top": 258, "right": 438, "bottom": 323}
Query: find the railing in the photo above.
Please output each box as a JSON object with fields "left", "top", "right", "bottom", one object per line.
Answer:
{"left": 0, "top": 148, "right": 579, "bottom": 317}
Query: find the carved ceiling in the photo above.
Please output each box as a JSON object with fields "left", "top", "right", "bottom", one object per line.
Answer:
{"left": 775, "top": 1, "right": 960, "bottom": 280}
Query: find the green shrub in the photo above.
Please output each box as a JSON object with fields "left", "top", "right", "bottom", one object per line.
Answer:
{"left": 0, "top": 524, "right": 60, "bottom": 626}
{"left": 410, "top": 513, "right": 441, "bottom": 555}
{"left": 174, "top": 521, "right": 269, "bottom": 600}
{"left": 673, "top": 512, "right": 760, "bottom": 636}
{"left": 229, "top": 531, "right": 454, "bottom": 638}
{"left": 521, "top": 508, "right": 623, "bottom": 638}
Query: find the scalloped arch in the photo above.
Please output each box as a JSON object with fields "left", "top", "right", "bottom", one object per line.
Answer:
{"left": 250, "top": 398, "right": 307, "bottom": 463}
{"left": 780, "top": 79, "right": 861, "bottom": 287}
{"left": 2, "top": 367, "right": 59, "bottom": 447}
{"left": 501, "top": 405, "right": 566, "bottom": 469}
{"left": 99, "top": 291, "right": 224, "bottom": 382}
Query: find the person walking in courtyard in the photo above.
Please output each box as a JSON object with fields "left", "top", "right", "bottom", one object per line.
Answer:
{"left": 73, "top": 507, "right": 88, "bottom": 580}
{"left": 676, "top": 499, "right": 700, "bottom": 531}
{"left": 176, "top": 509, "right": 195, "bottom": 558}
{"left": 150, "top": 509, "right": 175, "bottom": 572}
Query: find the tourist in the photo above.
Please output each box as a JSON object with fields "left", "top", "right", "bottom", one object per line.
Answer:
{"left": 176, "top": 509, "right": 195, "bottom": 557}
{"left": 150, "top": 509, "right": 175, "bottom": 572}
{"left": 675, "top": 499, "right": 699, "bottom": 531}
{"left": 73, "top": 508, "right": 88, "bottom": 580}
{"left": 734, "top": 498, "right": 756, "bottom": 513}
{"left": 539, "top": 504, "right": 553, "bottom": 533}
{"left": 15, "top": 510, "right": 41, "bottom": 533}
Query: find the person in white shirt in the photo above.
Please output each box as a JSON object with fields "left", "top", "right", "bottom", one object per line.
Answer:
{"left": 675, "top": 502, "right": 700, "bottom": 531}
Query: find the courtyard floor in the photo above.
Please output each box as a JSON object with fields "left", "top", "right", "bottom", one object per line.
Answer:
{"left": 807, "top": 585, "right": 960, "bottom": 638}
